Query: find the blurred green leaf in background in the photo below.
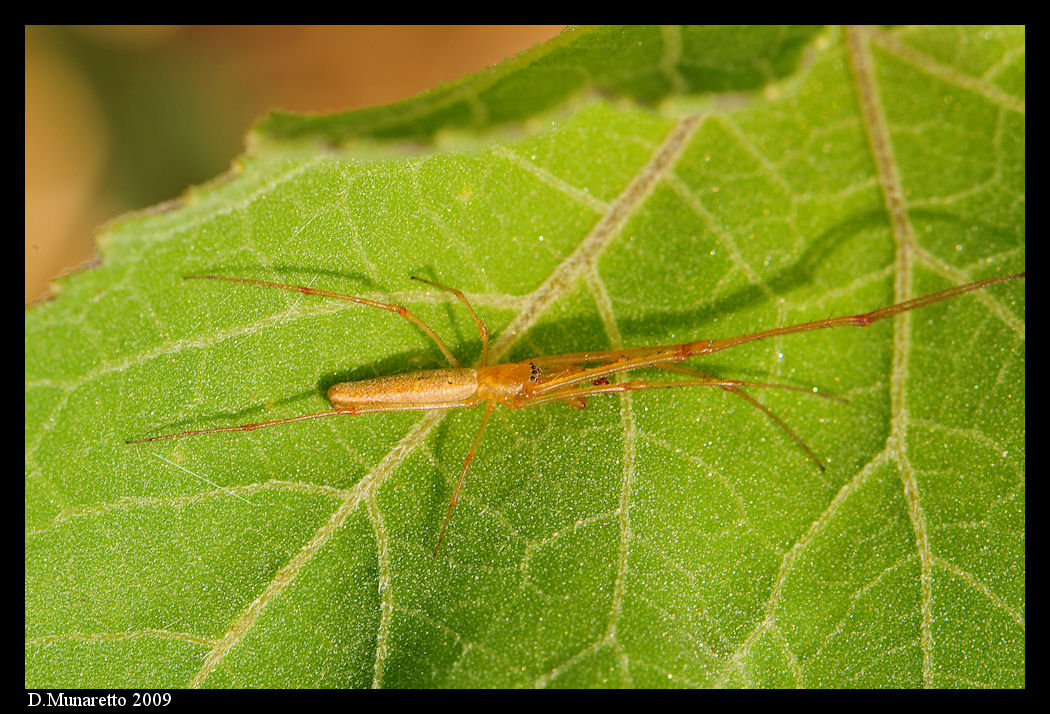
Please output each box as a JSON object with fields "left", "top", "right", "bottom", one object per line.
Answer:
{"left": 26, "top": 26, "right": 1024, "bottom": 688}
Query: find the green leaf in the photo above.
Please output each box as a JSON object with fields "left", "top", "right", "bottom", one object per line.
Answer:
{"left": 26, "top": 26, "right": 1024, "bottom": 689}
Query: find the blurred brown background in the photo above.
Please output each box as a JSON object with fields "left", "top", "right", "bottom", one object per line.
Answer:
{"left": 25, "top": 25, "right": 565, "bottom": 303}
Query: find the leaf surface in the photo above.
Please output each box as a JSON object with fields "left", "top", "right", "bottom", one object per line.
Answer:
{"left": 25, "top": 26, "right": 1025, "bottom": 688}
